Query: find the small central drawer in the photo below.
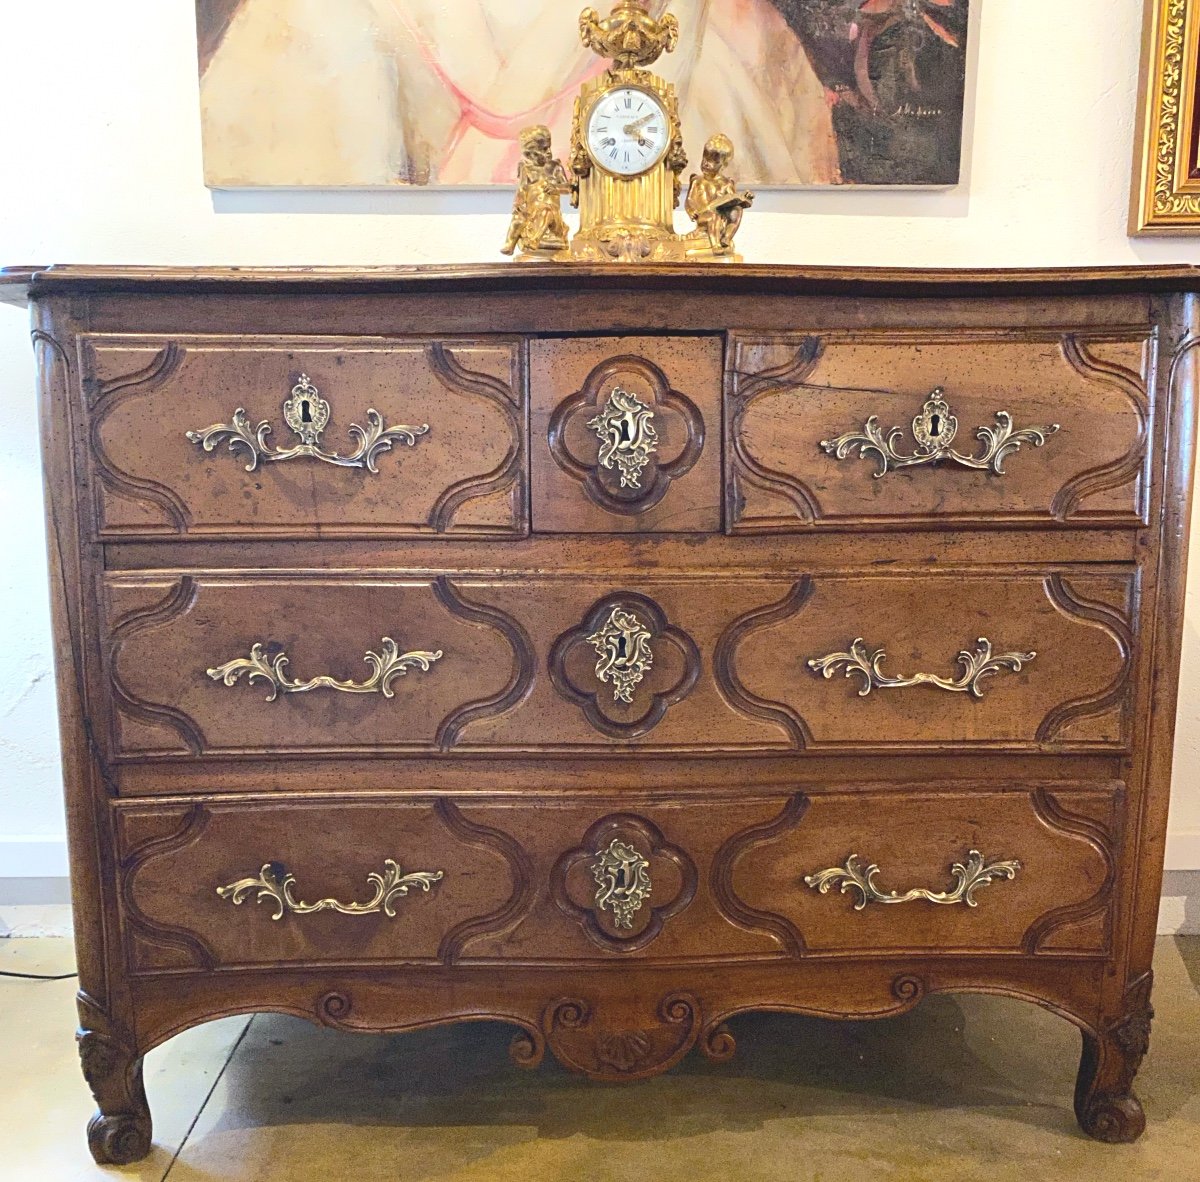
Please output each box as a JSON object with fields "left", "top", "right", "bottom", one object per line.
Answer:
{"left": 530, "top": 334, "right": 723, "bottom": 533}
{"left": 82, "top": 334, "right": 527, "bottom": 540}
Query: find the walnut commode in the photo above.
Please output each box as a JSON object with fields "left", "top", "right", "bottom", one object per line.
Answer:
{"left": 3, "top": 260, "right": 1196, "bottom": 1163}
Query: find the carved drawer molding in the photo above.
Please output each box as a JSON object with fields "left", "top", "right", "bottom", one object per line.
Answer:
{"left": 551, "top": 814, "right": 697, "bottom": 953}
{"left": 726, "top": 331, "right": 1152, "bottom": 532}
{"left": 549, "top": 592, "right": 701, "bottom": 739}
{"left": 82, "top": 336, "right": 528, "bottom": 539}
{"left": 532, "top": 336, "right": 722, "bottom": 532}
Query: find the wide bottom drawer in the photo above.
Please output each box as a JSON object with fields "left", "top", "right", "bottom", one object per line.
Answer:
{"left": 116, "top": 785, "right": 1121, "bottom": 976}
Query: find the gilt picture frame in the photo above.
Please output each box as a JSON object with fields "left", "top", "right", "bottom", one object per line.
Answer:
{"left": 1132, "top": 0, "right": 1200, "bottom": 233}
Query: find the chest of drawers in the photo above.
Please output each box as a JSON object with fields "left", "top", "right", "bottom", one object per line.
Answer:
{"left": 4, "top": 262, "right": 1196, "bottom": 1162}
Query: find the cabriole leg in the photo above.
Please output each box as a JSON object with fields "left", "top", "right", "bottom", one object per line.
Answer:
{"left": 77, "top": 994, "right": 153, "bottom": 1165}
{"left": 1074, "top": 975, "right": 1153, "bottom": 1144}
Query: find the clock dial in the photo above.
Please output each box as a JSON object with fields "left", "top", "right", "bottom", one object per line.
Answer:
{"left": 585, "top": 87, "right": 671, "bottom": 177}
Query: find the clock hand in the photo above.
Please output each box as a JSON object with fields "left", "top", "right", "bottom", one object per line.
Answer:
{"left": 623, "top": 113, "right": 656, "bottom": 136}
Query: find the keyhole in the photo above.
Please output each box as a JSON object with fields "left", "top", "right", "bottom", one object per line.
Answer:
{"left": 300, "top": 399, "right": 313, "bottom": 424}
{"left": 618, "top": 418, "right": 632, "bottom": 445}
{"left": 615, "top": 636, "right": 628, "bottom": 660}
{"left": 929, "top": 413, "right": 942, "bottom": 438}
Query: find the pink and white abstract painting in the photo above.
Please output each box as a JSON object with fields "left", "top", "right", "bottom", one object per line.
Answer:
{"left": 196, "top": 1, "right": 968, "bottom": 188}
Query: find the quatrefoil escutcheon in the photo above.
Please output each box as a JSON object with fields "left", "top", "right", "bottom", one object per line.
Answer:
{"left": 549, "top": 593, "right": 700, "bottom": 739}
{"left": 548, "top": 355, "right": 704, "bottom": 515}
{"left": 552, "top": 814, "right": 697, "bottom": 952}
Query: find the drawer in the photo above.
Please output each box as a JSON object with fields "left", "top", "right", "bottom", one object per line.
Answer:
{"left": 728, "top": 786, "right": 1121, "bottom": 956}
{"left": 115, "top": 796, "right": 799, "bottom": 973}
{"left": 115, "top": 785, "right": 1119, "bottom": 975}
{"left": 727, "top": 331, "right": 1153, "bottom": 531}
{"left": 103, "top": 571, "right": 1134, "bottom": 760}
{"left": 81, "top": 335, "right": 526, "bottom": 539}
{"left": 726, "top": 571, "right": 1135, "bottom": 750}
{"left": 531, "top": 335, "right": 722, "bottom": 532}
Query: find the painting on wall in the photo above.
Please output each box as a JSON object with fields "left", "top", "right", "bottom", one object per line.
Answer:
{"left": 1132, "top": 0, "right": 1200, "bottom": 233}
{"left": 196, "top": 1, "right": 970, "bottom": 189}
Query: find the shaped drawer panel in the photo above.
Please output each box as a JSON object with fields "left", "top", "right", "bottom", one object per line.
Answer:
{"left": 727, "top": 331, "right": 1153, "bottom": 531}
{"left": 102, "top": 570, "right": 1134, "bottom": 761}
{"left": 82, "top": 335, "right": 526, "bottom": 539}
{"left": 728, "top": 786, "right": 1121, "bottom": 957}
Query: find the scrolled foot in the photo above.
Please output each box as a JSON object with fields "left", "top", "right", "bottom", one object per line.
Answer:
{"left": 77, "top": 991, "right": 154, "bottom": 1163}
{"left": 1073, "top": 973, "right": 1153, "bottom": 1144}
{"left": 1076, "top": 1092, "right": 1147, "bottom": 1144}
{"left": 87, "top": 1111, "right": 153, "bottom": 1165}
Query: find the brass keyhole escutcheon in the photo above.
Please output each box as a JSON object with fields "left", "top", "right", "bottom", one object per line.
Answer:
{"left": 587, "top": 606, "right": 654, "bottom": 704}
{"left": 592, "top": 838, "right": 652, "bottom": 930}
{"left": 587, "top": 387, "right": 659, "bottom": 490}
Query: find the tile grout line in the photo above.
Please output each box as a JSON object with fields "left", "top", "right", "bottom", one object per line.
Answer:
{"left": 160, "top": 1015, "right": 256, "bottom": 1182}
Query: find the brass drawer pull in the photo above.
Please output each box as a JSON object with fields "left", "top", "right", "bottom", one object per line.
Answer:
{"left": 217, "top": 860, "right": 444, "bottom": 920}
{"left": 808, "top": 637, "right": 1035, "bottom": 699}
{"left": 187, "top": 374, "right": 430, "bottom": 472}
{"left": 820, "top": 388, "right": 1059, "bottom": 478}
{"left": 207, "top": 638, "right": 443, "bottom": 701}
{"left": 805, "top": 850, "right": 1021, "bottom": 911}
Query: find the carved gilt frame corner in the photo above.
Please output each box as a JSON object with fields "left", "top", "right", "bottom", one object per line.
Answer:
{"left": 1133, "top": 0, "right": 1200, "bottom": 234}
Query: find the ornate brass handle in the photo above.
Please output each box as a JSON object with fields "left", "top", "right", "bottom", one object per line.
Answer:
{"left": 820, "top": 388, "right": 1059, "bottom": 478}
{"left": 187, "top": 374, "right": 430, "bottom": 472}
{"left": 207, "top": 638, "right": 443, "bottom": 701}
{"left": 808, "top": 637, "right": 1035, "bottom": 699}
{"left": 588, "top": 386, "right": 658, "bottom": 489}
{"left": 217, "top": 860, "right": 444, "bottom": 920}
{"left": 587, "top": 605, "right": 653, "bottom": 703}
{"left": 805, "top": 850, "right": 1021, "bottom": 911}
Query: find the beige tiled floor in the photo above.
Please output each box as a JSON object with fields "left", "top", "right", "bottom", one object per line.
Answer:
{"left": 2, "top": 938, "right": 1197, "bottom": 1181}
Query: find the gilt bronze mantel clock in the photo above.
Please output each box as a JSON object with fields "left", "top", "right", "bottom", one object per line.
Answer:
{"left": 502, "top": 1, "right": 754, "bottom": 263}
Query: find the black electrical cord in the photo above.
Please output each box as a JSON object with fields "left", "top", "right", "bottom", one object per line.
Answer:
{"left": 0, "top": 969, "right": 77, "bottom": 980}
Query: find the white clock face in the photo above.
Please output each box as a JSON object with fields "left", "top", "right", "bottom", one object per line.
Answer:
{"left": 585, "top": 87, "right": 670, "bottom": 177}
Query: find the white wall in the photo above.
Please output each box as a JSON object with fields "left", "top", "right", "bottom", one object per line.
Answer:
{"left": 2, "top": 0, "right": 1200, "bottom": 891}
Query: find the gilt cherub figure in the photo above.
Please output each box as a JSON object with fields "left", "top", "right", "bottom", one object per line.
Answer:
{"left": 685, "top": 134, "right": 755, "bottom": 256}
{"left": 502, "top": 125, "right": 572, "bottom": 257}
